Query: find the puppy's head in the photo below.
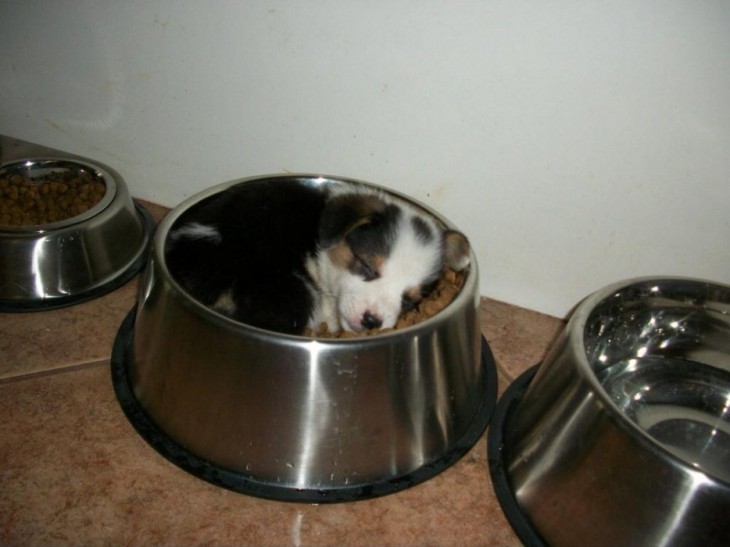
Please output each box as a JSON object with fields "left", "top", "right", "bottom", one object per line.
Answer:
{"left": 316, "top": 191, "right": 470, "bottom": 333}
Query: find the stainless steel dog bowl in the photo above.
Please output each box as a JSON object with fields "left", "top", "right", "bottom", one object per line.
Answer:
{"left": 111, "top": 174, "right": 496, "bottom": 502}
{"left": 488, "top": 277, "right": 730, "bottom": 547}
{"left": 0, "top": 158, "right": 154, "bottom": 311}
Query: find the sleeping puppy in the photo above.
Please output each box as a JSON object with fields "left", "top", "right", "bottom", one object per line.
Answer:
{"left": 165, "top": 179, "right": 470, "bottom": 335}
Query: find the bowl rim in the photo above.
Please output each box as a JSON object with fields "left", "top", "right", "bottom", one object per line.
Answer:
{"left": 572, "top": 275, "right": 730, "bottom": 485}
{"left": 151, "top": 173, "right": 479, "bottom": 344}
{"left": 0, "top": 156, "right": 118, "bottom": 233}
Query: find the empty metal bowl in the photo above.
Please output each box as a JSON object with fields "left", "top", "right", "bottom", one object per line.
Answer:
{"left": 489, "top": 277, "right": 730, "bottom": 547}
{"left": 0, "top": 158, "right": 154, "bottom": 311}
{"left": 111, "top": 174, "right": 496, "bottom": 502}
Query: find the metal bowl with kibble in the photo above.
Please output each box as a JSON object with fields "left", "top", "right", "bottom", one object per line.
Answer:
{"left": 111, "top": 174, "right": 497, "bottom": 503}
{"left": 0, "top": 158, "right": 155, "bottom": 311}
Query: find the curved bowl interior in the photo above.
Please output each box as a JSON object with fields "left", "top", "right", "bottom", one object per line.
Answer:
{"left": 127, "top": 174, "right": 491, "bottom": 500}
{"left": 0, "top": 158, "right": 150, "bottom": 304}
{"left": 583, "top": 279, "right": 730, "bottom": 482}
{"left": 502, "top": 277, "right": 730, "bottom": 547}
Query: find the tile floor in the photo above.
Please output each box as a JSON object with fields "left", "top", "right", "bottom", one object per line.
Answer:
{"left": 0, "top": 200, "right": 564, "bottom": 545}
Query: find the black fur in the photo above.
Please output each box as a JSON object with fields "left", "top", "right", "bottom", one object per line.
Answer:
{"left": 318, "top": 194, "right": 400, "bottom": 260}
{"left": 345, "top": 205, "right": 400, "bottom": 260}
{"left": 410, "top": 216, "right": 434, "bottom": 244}
{"left": 165, "top": 179, "right": 326, "bottom": 334}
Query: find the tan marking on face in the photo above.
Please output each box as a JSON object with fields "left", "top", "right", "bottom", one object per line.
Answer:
{"left": 328, "top": 241, "right": 354, "bottom": 270}
{"left": 348, "top": 251, "right": 386, "bottom": 279}
{"left": 371, "top": 254, "right": 386, "bottom": 273}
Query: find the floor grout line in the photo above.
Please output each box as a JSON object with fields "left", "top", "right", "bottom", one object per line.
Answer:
{"left": 0, "top": 359, "right": 110, "bottom": 386}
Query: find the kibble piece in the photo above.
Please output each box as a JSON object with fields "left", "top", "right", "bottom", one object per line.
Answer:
{"left": 0, "top": 170, "right": 107, "bottom": 227}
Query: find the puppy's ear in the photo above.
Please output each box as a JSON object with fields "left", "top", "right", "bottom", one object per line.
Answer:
{"left": 318, "top": 194, "right": 386, "bottom": 249}
{"left": 443, "top": 230, "right": 470, "bottom": 271}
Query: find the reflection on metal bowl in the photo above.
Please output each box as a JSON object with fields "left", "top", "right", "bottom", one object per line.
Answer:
{"left": 111, "top": 174, "right": 497, "bottom": 502}
{"left": 491, "top": 277, "right": 730, "bottom": 547}
{"left": 0, "top": 158, "right": 154, "bottom": 311}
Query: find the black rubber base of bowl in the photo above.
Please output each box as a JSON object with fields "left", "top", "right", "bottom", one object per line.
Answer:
{"left": 111, "top": 308, "right": 498, "bottom": 503}
{"left": 0, "top": 202, "right": 156, "bottom": 313}
{"left": 487, "top": 365, "right": 547, "bottom": 547}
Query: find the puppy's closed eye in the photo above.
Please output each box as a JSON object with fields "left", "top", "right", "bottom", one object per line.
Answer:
{"left": 401, "top": 295, "right": 419, "bottom": 313}
{"left": 353, "top": 255, "right": 380, "bottom": 281}
{"left": 401, "top": 279, "right": 439, "bottom": 313}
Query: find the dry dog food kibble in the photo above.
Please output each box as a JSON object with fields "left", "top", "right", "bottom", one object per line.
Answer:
{"left": 0, "top": 171, "right": 106, "bottom": 226}
{"left": 304, "top": 268, "right": 466, "bottom": 338}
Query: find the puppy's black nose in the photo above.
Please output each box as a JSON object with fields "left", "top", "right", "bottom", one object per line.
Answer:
{"left": 361, "top": 312, "right": 382, "bottom": 330}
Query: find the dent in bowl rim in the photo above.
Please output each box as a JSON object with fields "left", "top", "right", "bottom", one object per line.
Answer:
{"left": 153, "top": 173, "right": 478, "bottom": 342}
{"left": 0, "top": 157, "right": 118, "bottom": 233}
{"left": 111, "top": 307, "right": 498, "bottom": 503}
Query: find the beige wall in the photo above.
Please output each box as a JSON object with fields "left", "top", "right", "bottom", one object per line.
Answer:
{"left": 2, "top": 1, "right": 728, "bottom": 316}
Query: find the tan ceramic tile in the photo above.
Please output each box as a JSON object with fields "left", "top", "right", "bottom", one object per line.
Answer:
{"left": 0, "top": 363, "right": 519, "bottom": 546}
{"left": 479, "top": 297, "right": 565, "bottom": 382}
{"left": 0, "top": 280, "right": 138, "bottom": 379}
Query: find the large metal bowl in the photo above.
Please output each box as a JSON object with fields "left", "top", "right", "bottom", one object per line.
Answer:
{"left": 0, "top": 157, "right": 154, "bottom": 311}
{"left": 489, "top": 277, "right": 730, "bottom": 546}
{"left": 112, "top": 174, "right": 496, "bottom": 503}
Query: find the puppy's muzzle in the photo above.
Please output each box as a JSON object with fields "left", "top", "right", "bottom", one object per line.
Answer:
{"left": 360, "top": 311, "right": 383, "bottom": 330}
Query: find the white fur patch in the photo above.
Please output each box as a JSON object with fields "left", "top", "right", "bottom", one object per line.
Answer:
{"left": 170, "top": 222, "right": 222, "bottom": 244}
{"left": 212, "top": 289, "right": 237, "bottom": 315}
{"left": 305, "top": 255, "right": 340, "bottom": 331}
